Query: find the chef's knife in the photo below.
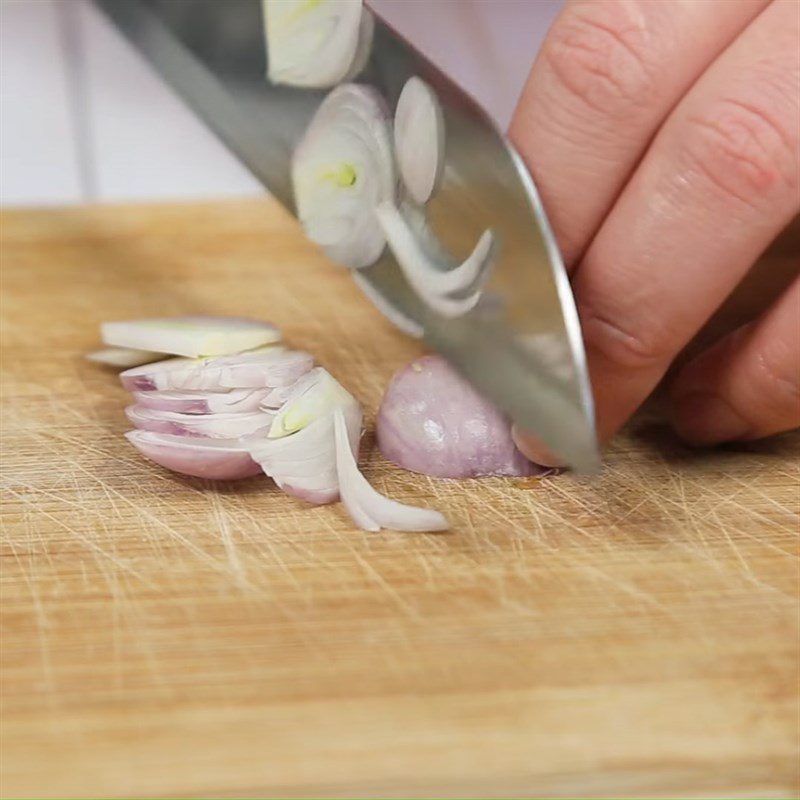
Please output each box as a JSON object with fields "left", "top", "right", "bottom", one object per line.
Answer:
{"left": 93, "top": 0, "right": 601, "bottom": 474}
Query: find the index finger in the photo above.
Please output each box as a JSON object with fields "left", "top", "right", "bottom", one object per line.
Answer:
{"left": 509, "top": 0, "right": 767, "bottom": 266}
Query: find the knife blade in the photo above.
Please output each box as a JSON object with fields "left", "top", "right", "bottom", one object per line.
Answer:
{"left": 93, "top": 0, "right": 601, "bottom": 473}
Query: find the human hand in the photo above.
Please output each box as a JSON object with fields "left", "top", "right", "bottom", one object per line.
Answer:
{"left": 508, "top": 0, "right": 799, "bottom": 466}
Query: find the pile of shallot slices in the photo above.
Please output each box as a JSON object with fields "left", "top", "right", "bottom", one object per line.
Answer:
{"left": 90, "top": 316, "right": 447, "bottom": 532}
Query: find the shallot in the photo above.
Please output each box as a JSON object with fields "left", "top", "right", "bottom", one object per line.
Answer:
{"left": 126, "top": 406, "right": 274, "bottom": 439}
{"left": 102, "top": 316, "right": 280, "bottom": 358}
{"left": 125, "top": 431, "right": 262, "bottom": 481}
{"left": 334, "top": 409, "right": 448, "bottom": 531}
{"left": 133, "top": 387, "right": 273, "bottom": 415}
{"left": 248, "top": 369, "right": 362, "bottom": 505}
{"left": 95, "top": 317, "right": 448, "bottom": 532}
{"left": 86, "top": 347, "right": 163, "bottom": 368}
{"left": 120, "top": 347, "right": 314, "bottom": 392}
{"left": 376, "top": 355, "right": 540, "bottom": 479}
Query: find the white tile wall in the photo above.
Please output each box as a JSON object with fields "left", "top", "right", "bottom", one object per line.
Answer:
{"left": 0, "top": 0, "right": 562, "bottom": 207}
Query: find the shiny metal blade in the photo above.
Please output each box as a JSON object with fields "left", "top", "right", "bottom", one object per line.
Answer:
{"left": 93, "top": 0, "right": 600, "bottom": 473}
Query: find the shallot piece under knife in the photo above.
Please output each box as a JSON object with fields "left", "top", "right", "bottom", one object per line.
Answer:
{"left": 376, "top": 355, "right": 541, "bottom": 479}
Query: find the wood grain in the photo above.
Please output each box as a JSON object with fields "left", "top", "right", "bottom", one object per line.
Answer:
{"left": 1, "top": 200, "right": 798, "bottom": 799}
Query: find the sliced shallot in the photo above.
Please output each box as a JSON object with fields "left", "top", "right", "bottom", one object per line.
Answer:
{"left": 120, "top": 347, "right": 314, "bottom": 392}
{"left": 268, "top": 367, "right": 355, "bottom": 438}
{"left": 102, "top": 316, "right": 280, "bottom": 358}
{"left": 86, "top": 347, "right": 164, "bottom": 368}
{"left": 333, "top": 409, "right": 448, "bottom": 532}
{"left": 134, "top": 387, "right": 273, "bottom": 415}
{"left": 96, "top": 317, "right": 453, "bottom": 528}
{"left": 258, "top": 376, "right": 314, "bottom": 409}
{"left": 126, "top": 406, "right": 274, "bottom": 439}
{"left": 248, "top": 381, "right": 362, "bottom": 504}
{"left": 394, "top": 77, "right": 445, "bottom": 204}
{"left": 263, "top": 0, "right": 366, "bottom": 88}
{"left": 292, "top": 84, "right": 395, "bottom": 269}
{"left": 125, "top": 430, "right": 262, "bottom": 480}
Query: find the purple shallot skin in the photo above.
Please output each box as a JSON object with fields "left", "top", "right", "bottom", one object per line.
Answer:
{"left": 376, "top": 355, "right": 542, "bottom": 479}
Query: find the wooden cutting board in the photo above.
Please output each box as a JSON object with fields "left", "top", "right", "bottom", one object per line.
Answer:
{"left": 2, "top": 200, "right": 798, "bottom": 799}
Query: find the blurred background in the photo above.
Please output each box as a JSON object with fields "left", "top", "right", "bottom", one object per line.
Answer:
{"left": 0, "top": 0, "right": 563, "bottom": 207}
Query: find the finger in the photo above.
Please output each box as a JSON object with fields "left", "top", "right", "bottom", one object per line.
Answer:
{"left": 572, "top": 0, "right": 800, "bottom": 444}
{"left": 670, "top": 275, "right": 800, "bottom": 445}
{"left": 509, "top": 0, "right": 768, "bottom": 266}
{"left": 511, "top": 426, "right": 562, "bottom": 469}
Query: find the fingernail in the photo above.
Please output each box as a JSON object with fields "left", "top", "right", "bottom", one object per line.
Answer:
{"left": 672, "top": 392, "right": 750, "bottom": 445}
{"left": 511, "top": 425, "right": 567, "bottom": 468}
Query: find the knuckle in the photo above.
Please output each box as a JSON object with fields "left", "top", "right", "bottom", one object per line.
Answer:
{"left": 544, "top": 3, "right": 657, "bottom": 116}
{"left": 580, "top": 304, "right": 672, "bottom": 371}
{"left": 680, "top": 96, "right": 799, "bottom": 207}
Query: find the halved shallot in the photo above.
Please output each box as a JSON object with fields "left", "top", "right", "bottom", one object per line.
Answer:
{"left": 376, "top": 355, "right": 540, "bottom": 479}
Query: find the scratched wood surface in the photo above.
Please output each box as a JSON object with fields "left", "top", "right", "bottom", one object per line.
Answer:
{"left": 1, "top": 200, "right": 798, "bottom": 799}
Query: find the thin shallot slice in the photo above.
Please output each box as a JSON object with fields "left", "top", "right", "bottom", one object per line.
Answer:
{"left": 125, "top": 431, "right": 262, "bottom": 480}
{"left": 134, "top": 387, "right": 273, "bottom": 415}
{"left": 102, "top": 316, "right": 280, "bottom": 358}
{"left": 259, "top": 366, "right": 326, "bottom": 415}
{"left": 120, "top": 347, "right": 314, "bottom": 392}
{"left": 268, "top": 367, "right": 355, "bottom": 438}
{"left": 126, "top": 406, "right": 274, "bottom": 439}
{"left": 275, "top": 477, "right": 339, "bottom": 506}
{"left": 248, "top": 390, "right": 362, "bottom": 502}
{"left": 333, "top": 409, "right": 448, "bottom": 532}
{"left": 86, "top": 347, "right": 164, "bottom": 368}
